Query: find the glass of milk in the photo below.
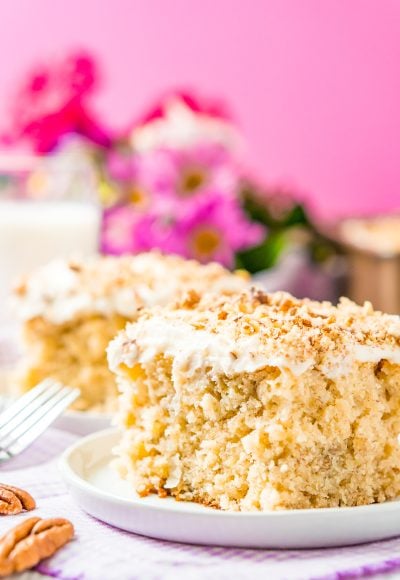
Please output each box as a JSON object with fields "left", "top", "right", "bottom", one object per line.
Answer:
{"left": 0, "top": 199, "right": 101, "bottom": 321}
{"left": 0, "top": 150, "right": 101, "bottom": 326}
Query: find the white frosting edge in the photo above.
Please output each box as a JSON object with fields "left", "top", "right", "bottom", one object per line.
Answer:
{"left": 13, "top": 255, "right": 247, "bottom": 324}
{"left": 108, "top": 318, "right": 400, "bottom": 380}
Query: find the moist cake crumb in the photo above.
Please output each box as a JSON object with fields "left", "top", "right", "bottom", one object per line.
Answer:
{"left": 108, "top": 289, "right": 400, "bottom": 510}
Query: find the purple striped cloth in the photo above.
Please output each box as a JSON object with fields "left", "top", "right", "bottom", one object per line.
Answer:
{"left": 0, "top": 429, "right": 399, "bottom": 580}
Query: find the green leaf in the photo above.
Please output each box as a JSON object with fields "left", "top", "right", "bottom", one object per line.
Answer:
{"left": 236, "top": 231, "right": 287, "bottom": 273}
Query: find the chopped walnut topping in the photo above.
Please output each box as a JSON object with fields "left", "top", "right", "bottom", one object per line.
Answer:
{"left": 68, "top": 262, "right": 82, "bottom": 273}
{"left": 180, "top": 290, "right": 201, "bottom": 309}
{"left": 115, "top": 288, "right": 400, "bottom": 378}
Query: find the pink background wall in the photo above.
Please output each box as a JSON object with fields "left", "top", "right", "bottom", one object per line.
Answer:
{"left": 0, "top": 0, "right": 399, "bottom": 218}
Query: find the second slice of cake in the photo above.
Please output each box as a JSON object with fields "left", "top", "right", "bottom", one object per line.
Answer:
{"left": 13, "top": 252, "right": 248, "bottom": 411}
{"left": 108, "top": 289, "right": 400, "bottom": 511}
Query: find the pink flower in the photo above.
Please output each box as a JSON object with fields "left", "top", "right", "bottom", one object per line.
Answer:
{"left": 106, "top": 150, "right": 137, "bottom": 183}
{"left": 101, "top": 205, "right": 173, "bottom": 255}
{"left": 101, "top": 142, "right": 265, "bottom": 266}
{"left": 105, "top": 144, "right": 240, "bottom": 214}
{"left": 64, "top": 53, "right": 97, "bottom": 98}
{"left": 136, "top": 144, "right": 239, "bottom": 203}
{"left": 129, "top": 90, "right": 240, "bottom": 152}
{"left": 101, "top": 205, "right": 140, "bottom": 255}
{"left": 137, "top": 90, "right": 231, "bottom": 125}
{"left": 165, "top": 193, "right": 265, "bottom": 267}
{"left": 101, "top": 191, "right": 265, "bottom": 268}
{"left": 105, "top": 151, "right": 155, "bottom": 211}
{"left": 4, "top": 52, "right": 111, "bottom": 152}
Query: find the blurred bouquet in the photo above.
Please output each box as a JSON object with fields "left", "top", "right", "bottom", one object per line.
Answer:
{"left": 2, "top": 51, "right": 314, "bottom": 273}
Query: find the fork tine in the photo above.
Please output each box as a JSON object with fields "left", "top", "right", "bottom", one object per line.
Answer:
{"left": 0, "top": 381, "right": 64, "bottom": 439}
{"left": 0, "top": 446, "right": 12, "bottom": 462}
{"left": 0, "top": 386, "right": 79, "bottom": 451}
{"left": 2, "top": 388, "right": 79, "bottom": 459}
{"left": 0, "top": 379, "right": 54, "bottom": 426}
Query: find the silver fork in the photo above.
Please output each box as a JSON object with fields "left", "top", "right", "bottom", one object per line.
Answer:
{"left": 0, "top": 379, "right": 79, "bottom": 463}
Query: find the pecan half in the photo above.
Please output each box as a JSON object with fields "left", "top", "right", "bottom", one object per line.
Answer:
{"left": 0, "top": 484, "right": 36, "bottom": 515}
{"left": 0, "top": 516, "right": 74, "bottom": 576}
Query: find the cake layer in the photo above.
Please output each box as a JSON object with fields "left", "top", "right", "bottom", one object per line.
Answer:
{"left": 20, "top": 314, "right": 127, "bottom": 411}
{"left": 109, "top": 290, "right": 400, "bottom": 511}
{"left": 14, "top": 253, "right": 249, "bottom": 410}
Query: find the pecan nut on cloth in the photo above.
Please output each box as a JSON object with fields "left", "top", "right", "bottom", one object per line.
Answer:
{"left": 0, "top": 517, "right": 74, "bottom": 576}
{"left": 0, "top": 484, "right": 36, "bottom": 516}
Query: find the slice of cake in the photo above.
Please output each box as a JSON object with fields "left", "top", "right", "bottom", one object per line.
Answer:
{"left": 13, "top": 252, "right": 248, "bottom": 411}
{"left": 108, "top": 289, "right": 400, "bottom": 511}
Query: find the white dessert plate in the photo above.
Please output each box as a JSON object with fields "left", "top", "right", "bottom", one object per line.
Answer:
{"left": 59, "top": 428, "right": 400, "bottom": 549}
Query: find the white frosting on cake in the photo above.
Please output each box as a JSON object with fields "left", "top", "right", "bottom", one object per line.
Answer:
{"left": 108, "top": 290, "right": 400, "bottom": 380}
{"left": 108, "top": 316, "right": 315, "bottom": 378}
{"left": 13, "top": 252, "right": 249, "bottom": 324}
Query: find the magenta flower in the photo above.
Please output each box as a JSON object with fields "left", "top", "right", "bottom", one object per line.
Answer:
{"left": 64, "top": 53, "right": 97, "bottom": 98}
{"left": 102, "top": 191, "right": 265, "bottom": 268}
{"left": 137, "top": 90, "right": 232, "bottom": 125}
{"left": 105, "top": 143, "right": 241, "bottom": 216}
{"left": 105, "top": 150, "right": 156, "bottom": 211}
{"left": 101, "top": 142, "right": 265, "bottom": 267}
{"left": 101, "top": 205, "right": 141, "bottom": 255}
{"left": 101, "top": 204, "right": 175, "bottom": 256}
{"left": 129, "top": 90, "right": 240, "bottom": 152}
{"left": 165, "top": 193, "right": 265, "bottom": 267}
{"left": 4, "top": 52, "right": 111, "bottom": 152}
{"left": 136, "top": 144, "right": 239, "bottom": 203}
{"left": 106, "top": 150, "right": 137, "bottom": 183}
